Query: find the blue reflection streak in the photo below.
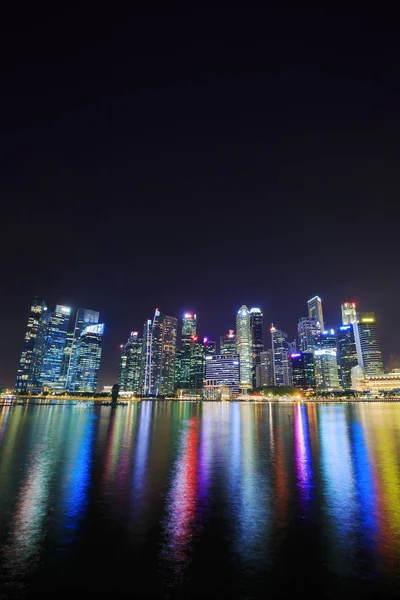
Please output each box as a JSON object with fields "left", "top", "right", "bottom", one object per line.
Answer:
{"left": 0, "top": 406, "right": 10, "bottom": 442}
{"left": 351, "top": 421, "right": 378, "bottom": 548}
{"left": 132, "top": 402, "right": 152, "bottom": 500}
{"left": 61, "top": 415, "right": 95, "bottom": 543}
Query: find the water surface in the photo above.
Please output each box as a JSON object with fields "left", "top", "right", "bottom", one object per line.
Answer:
{"left": 1, "top": 401, "right": 400, "bottom": 598}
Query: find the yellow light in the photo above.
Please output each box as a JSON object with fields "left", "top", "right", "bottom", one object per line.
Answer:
{"left": 361, "top": 318, "right": 374, "bottom": 323}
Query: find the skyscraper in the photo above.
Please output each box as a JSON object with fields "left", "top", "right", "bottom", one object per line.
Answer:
{"left": 118, "top": 331, "right": 143, "bottom": 393}
{"left": 15, "top": 297, "right": 48, "bottom": 393}
{"left": 297, "top": 317, "right": 321, "bottom": 352}
{"left": 258, "top": 349, "right": 274, "bottom": 387}
{"left": 337, "top": 325, "right": 358, "bottom": 389}
{"left": 307, "top": 296, "right": 324, "bottom": 330}
{"left": 290, "top": 351, "right": 316, "bottom": 390}
{"left": 203, "top": 338, "right": 216, "bottom": 356}
{"left": 271, "top": 325, "right": 294, "bottom": 386}
{"left": 220, "top": 330, "right": 237, "bottom": 354}
{"left": 178, "top": 313, "right": 197, "bottom": 389}
{"left": 250, "top": 308, "right": 264, "bottom": 389}
{"left": 320, "top": 329, "right": 337, "bottom": 350}
{"left": 204, "top": 353, "right": 240, "bottom": 394}
{"left": 341, "top": 302, "right": 357, "bottom": 325}
{"left": 141, "top": 310, "right": 177, "bottom": 395}
{"left": 40, "top": 305, "right": 71, "bottom": 391}
{"left": 314, "top": 349, "right": 341, "bottom": 390}
{"left": 189, "top": 335, "right": 205, "bottom": 390}
{"left": 353, "top": 312, "right": 384, "bottom": 375}
{"left": 160, "top": 315, "right": 177, "bottom": 395}
{"left": 236, "top": 306, "right": 253, "bottom": 390}
{"left": 73, "top": 323, "right": 105, "bottom": 393}
{"left": 67, "top": 309, "right": 100, "bottom": 390}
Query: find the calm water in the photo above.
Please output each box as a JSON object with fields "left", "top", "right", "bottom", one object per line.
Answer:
{"left": 1, "top": 401, "right": 400, "bottom": 599}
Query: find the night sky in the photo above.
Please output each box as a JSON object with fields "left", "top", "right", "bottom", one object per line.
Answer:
{"left": 1, "top": 6, "right": 400, "bottom": 388}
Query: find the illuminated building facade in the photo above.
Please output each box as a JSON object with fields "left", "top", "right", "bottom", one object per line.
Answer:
{"left": 250, "top": 308, "right": 264, "bottom": 389}
{"left": 141, "top": 310, "right": 178, "bottom": 395}
{"left": 40, "top": 305, "right": 72, "bottom": 391}
{"left": 320, "top": 329, "right": 337, "bottom": 350}
{"left": 160, "top": 315, "right": 178, "bottom": 395}
{"left": 72, "top": 323, "right": 105, "bottom": 393}
{"left": 341, "top": 302, "right": 357, "bottom": 325}
{"left": 351, "top": 368, "right": 400, "bottom": 393}
{"left": 337, "top": 325, "right": 358, "bottom": 389}
{"left": 297, "top": 317, "right": 321, "bottom": 352}
{"left": 271, "top": 326, "right": 295, "bottom": 386}
{"left": 290, "top": 351, "right": 316, "bottom": 389}
{"left": 203, "top": 338, "right": 216, "bottom": 356}
{"left": 353, "top": 313, "right": 384, "bottom": 375}
{"left": 307, "top": 296, "right": 324, "bottom": 330}
{"left": 204, "top": 353, "right": 240, "bottom": 394}
{"left": 220, "top": 330, "right": 236, "bottom": 354}
{"left": 15, "top": 297, "right": 48, "bottom": 393}
{"left": 177, "top": 313, "right": 197, "bottom": 389}
{"left": 236, "top": 306, "right": 253, "bottom": 390}
{"left": 67, "top": 308, "right": 100, "bottom": 390}
{"left": 59, "top": 331, "right": 74, "bottom": 390}
{"left": 118, "top": 331, "right": 143, "bottom": 393}
{"left": 314, "top": 348, "right": 341, "bottom": 390}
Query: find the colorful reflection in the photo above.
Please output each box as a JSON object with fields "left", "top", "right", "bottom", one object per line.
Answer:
{"left": 161, "top": 417, "right": 199, "bottom": 582}
{"left": 294, "top": 403, "right": 314, "bottom": 513}
{"left": 131, "top": 401, "right": 152, "bottom": 503}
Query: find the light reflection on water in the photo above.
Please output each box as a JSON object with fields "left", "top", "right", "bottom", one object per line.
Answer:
{"left": 0, "top": 402, "right": 400, "bottom": 598}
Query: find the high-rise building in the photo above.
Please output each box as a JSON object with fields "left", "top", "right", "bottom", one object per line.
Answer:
{"left": 220, "top": 330, "right": 237, "bottom": 355}
{"left": 353, "top": 312, "right": 384, "bottom": 375}
{"left": 41, "top": 305, "right": 72, "bottom": 391}
{"left": 258, "top": 349, "right": 274, "bottom": 387}
{"left": 15, "top": 297, "right": 48, "bottom": 393}
{"left": 118, "top": 331, "right": 143, "bottom": 393}
{"left": 320, "top": 329, "right": 337, "bottom": 350}
{"left": 341, "top": 302, "right": 357, "bottom": 326}
{"left": 297, "top": 317, "right": 321, "bottom": 352}
{"left": 203, "top": 338, "right": 216, "bottom": 356}
{"left": 67, "top": 309, "right": 100, "bottom": 390}
{"left": 290, "top": 351, "right": 316, "bottom": 389}
{"left": 178, "top": 313, "right": 197, "bottom": 389}
{"left": 59, "top": 330, "right": 74, "bottom": 390}
{"left": 189, "top": 335, "right": 205, "bottom": 390}
{"left": 337, "top": 325, "right": 358, "bottom": 389}
{"left": 204, "top": 353, "right": 240, "bottom": 394}
{"left": 308, "top": 296, "right": 324, "bottom": 330}
{"left": 236, "top": 306, "right": 253, "bottom": 390}
{"left": 271, "top": 325, "right": 293, "bottom": 386}
{"left": 250, "top": 308, "right": 264, "bottom": 389}
{"left": 314, "top": 348, "right": 341, "bottom": 390}
{"left": 73, "top": 323, "right": 105, "bottom": 393}
{"left": 141, "top": 310, "right": 177, "bottom": 395}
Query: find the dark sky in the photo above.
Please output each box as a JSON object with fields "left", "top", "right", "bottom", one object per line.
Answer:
{"left": 1, "top": 6, "right": 400, "bottom": 388}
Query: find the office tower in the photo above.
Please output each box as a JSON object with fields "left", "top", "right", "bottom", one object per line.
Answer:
{"left": 314, "top": 348, "right": 341, "bottom": 390}
{"left": 290, "top": 351, "right": 316, "bottom": 389}
{"left": 204, "top": 354, "right": 240, "bottom": 394}
{"left": 178, "top": 313, "right": 197, "bottom": 389}
{"left": 271, "top": 325, "right": 293, "bottom": 386}
{"left": 353, "top": 312, "right": 384, "bottom": 375}
{"left": 236, "top": 306, "right": 253, "bottom": 390}
{"left": 220, "top": 330, "right": 237, "bottom": 354}
{"left": 118, "top": 331, "right": 143, "bottom": 393}
{"left": 320, "top": 329, "right": 337, "bottom": 350}
{"left": 337, "top": 325, "right": 358, "bottom": 389}
{"left": 308, "top": 296, "right": 324, "bottom": 330}
{"left": 160, "top": 315, "right": 178, "bottom": 395}
{"left": 341, "top": 302, "right": 357, "bottom": 326}
{"left": 59, "top": 331, "right": 74, "bottom": 390}
{"left": 67, "top": 309, "right": 100, "bottom": 390}
{"left": 73, "top": 323, "right": 105, "bottom": 393}
{"left": 203, "top": 338, "right": 216, "bottom": 356}
{"left": 250, "top": 308, "right": 264, "bottom": 389}
{"left": 189, "top": 335, "right": 205, "bottom": 390}
{"left": 41, "top": 305, "right": 72, "bottom": 391}
{"left": 15, "top": 297, "right": 48, "bottom": 392}
{"left": 297, "top": 317, "right": 321, "bottom": 352}
{"left": 258, "top": 349, "right": 274, "bottom": 387}
{"left": 141, "top": 310, "right": 178, "bottom": 395}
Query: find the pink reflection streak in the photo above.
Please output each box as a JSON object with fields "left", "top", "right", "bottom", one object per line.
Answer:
{"left": 294, "top": 403, "right": 312, "bottom": 507}
{"left": 164, "top": 418, "right": 199, "bottom": 568}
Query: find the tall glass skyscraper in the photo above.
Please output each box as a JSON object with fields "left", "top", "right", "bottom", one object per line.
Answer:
{"left": 297, "top": 317, "right": 321, "bottom": 352}
{"left": 67, "top": 308, "right": 100, "bottom": 390}
{"left": 353, "top": 313, "right": 384, "bottom": 375}
{"left": 271, "top": 326, "right": 295, "bottom": 386}
{"left": 15, "top": 297, "right": 48, "bottom": 393}
{"left": 308, "top": 296, "right": 324, "bottom": 330}
{"left": 40, "top": 305, "right": 71, "bottom": 391}
{"left": 176, "top": 313, "right": 197, "bottom": 389}
{"left": 118, "top": 331, "right": 143, "bottom": 393}
{"left": 220, "top": 330, "right": 237, "bottom": 355}
{"left": 341, "top": 302, "right": 357, "bottom": 325}
{"left": 236, "top": 306, "right": 253, "bottom": 390}
{"left": 314, "top": 348, "right": 341, "bottom": 390}
{"left": 250, "top": 308, "right": 264, "bottom": 389}
{"left": 259, "top": 349, "right": 273, "bottom": 387}
{"left": 160, "top": 315, "right": 178, "bottom": 395}
{"left": 73, "top": 323, "right": 105, "bottom": 393}
{"left": 141, "top": 310, "right": 177, "bottom": 395}
{"left": 290, "top": 351, "right": 316, "bottom": 389}
{"left": 337, "top": 325, "right": 358, "bottom": 389}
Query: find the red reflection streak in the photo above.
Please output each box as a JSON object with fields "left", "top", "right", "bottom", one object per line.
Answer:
{"left": 166, "top": 417, "right": 199, "bottom": 563}
{"left": 307, "top": 403, "right": 319, "bottom": 455}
